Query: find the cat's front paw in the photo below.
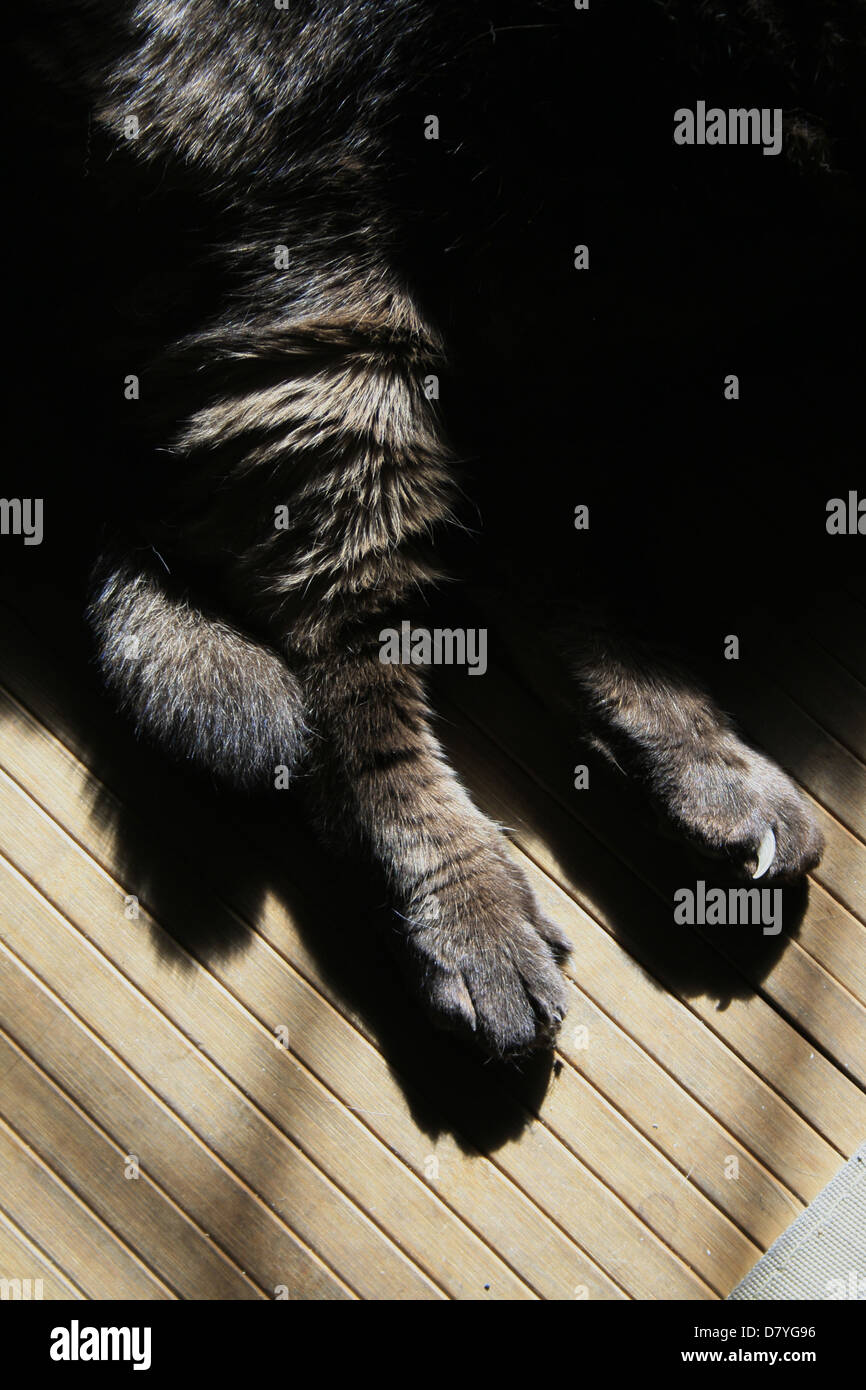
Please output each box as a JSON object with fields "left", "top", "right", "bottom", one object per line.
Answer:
{"left": 652, "top": 735, "right": 823, "bottom": 882}
{"left": 400, "top": 847, "right": 571, "bottom": 1058}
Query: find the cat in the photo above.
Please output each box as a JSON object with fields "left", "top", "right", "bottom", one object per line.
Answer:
{"left": 20, "top": 0, "right": 865, "bottom": 1058}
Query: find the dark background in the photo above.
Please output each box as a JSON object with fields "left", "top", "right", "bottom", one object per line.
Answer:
{"left": 4, "top": 0, "right": 866, "bottom": 699}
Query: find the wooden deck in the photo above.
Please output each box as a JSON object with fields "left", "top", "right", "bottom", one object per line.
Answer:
{"left": 1, "top": 581, "right": 865, "bottom": 1300}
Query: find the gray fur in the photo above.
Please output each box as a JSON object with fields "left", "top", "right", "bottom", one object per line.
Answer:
{"left": 88, "top": 547, "right": 308, "bottom": 790}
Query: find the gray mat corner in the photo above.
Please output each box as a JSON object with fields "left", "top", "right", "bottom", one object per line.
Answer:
{"left": 728, "top": 1142, "right": 866, "bottom": 1301}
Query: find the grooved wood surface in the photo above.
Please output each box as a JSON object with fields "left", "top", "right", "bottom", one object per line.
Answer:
{"left": 1, "top": 589, "right": 864, "bottom": 1300}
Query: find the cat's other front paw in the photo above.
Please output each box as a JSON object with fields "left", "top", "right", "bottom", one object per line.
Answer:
{"left": 652, "top": 735, "right": 823, "bottom": 882}
{"left": 399, "top": 846, "right": 571, "bottom": 1058}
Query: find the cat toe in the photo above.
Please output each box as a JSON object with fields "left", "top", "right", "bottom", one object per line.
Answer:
{"left": 401, "top": 847, "right": 571, "bottom": 1057}
{"left": 660, "top": 741, "right": 824, "bottom": 882}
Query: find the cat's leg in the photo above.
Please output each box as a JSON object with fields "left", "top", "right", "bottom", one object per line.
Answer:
{"left": 301, "top": 639, "right": 570, "bottom": 1056}
{"left": 562, "top": 619, "right": 823, "bottom": 882}
{"left": 479, "top": 581, "right": 822, "bottom": 882}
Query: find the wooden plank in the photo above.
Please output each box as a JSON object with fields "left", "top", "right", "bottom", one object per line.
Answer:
{"left": 549, "top": 984, "right": 804, "bottom": 1246}
{"left": 0, "top": 1029, "right": 264, "bottom": 1301}
{"left": 522, "top": 864, "right": 843, "bottom": 1198}
{"left": 784, "top": 882, "right": 866, "bottom": 1009}
{"left": 0, "top": 1207, "right": 84, "bottom": 1300}
{"left": 0, "top": 944, "right": 353, "bottom": 1302}
{"left": 810, "top": 812, "right": 866, "bottom": 928}
{"left": 707, "top": 928, "right": 866, "bottom": 1091}
{"left": 0, "top": 858, "right": 444, "bottom": 1303}
{"left": 526, "top": 1054, "right": 761, "bottom": 1290}
{"left": 0, "top": 1119, "right": 173, "bottom": 1300}
{"left": 752, "top": 622, "right": 866, "bottom": 765}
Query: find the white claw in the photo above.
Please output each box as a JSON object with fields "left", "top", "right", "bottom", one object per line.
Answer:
{"left": 752, "top": 827, "right": 777, "bottom": 880}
